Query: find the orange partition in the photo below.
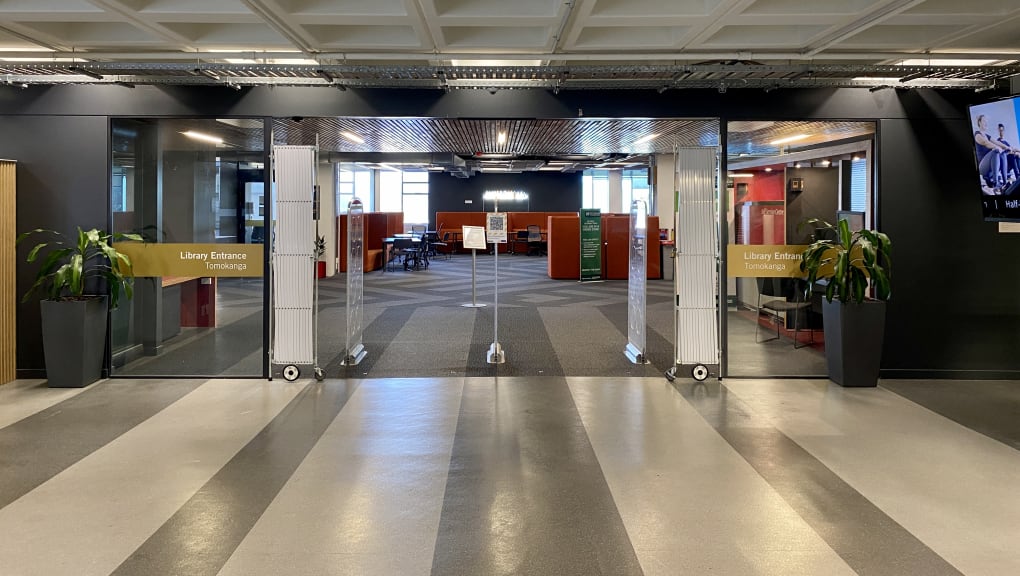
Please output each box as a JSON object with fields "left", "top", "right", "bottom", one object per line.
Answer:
{"left": 547, "top": 216, "right": 580, "bottom": 279}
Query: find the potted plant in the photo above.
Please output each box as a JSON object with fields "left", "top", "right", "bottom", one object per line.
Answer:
{"left": 799, "top": 218, "right": 891, "bottom": 387}
{"left": 18, "top": 226, "right": 143, "bottom": 388}
{"left": 315, "top": 234, "right": 327, "bottom": 278}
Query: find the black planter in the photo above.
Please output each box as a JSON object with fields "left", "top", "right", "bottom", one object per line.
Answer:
{"left": 822, "top": 299, "right": 886, "bottom": 388}
{"left": 40, "top": 297, "right": 108, "bottom": 388}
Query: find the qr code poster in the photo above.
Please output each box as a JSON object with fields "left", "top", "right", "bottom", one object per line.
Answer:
{"left": 486, "top": 212, "right": 508, "bottom": 243}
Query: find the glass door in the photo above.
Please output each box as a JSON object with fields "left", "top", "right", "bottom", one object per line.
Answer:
{"left": 110, "top": 118, "right": 268, "bottom": 377}
{"left": 723, "top": 120, "right": 875, "bottom": 377}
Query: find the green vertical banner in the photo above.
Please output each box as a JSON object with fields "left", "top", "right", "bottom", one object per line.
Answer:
{"left": 580, "top": 209, "right": 602, "bottom": 281}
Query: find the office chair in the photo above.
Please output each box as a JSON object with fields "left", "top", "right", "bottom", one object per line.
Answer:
{"left": 526, "top": 224, "right": 546, "bottom": 256}
{"left": 410, "top": 224, "right": 426, "bottom": 237}
{"left": 512, "top": 230, "right": 529, "bottom": 254}
{"left": 755, "top": 277, "right": 814, "bottom": 348}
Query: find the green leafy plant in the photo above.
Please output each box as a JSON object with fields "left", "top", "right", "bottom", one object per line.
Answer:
{"left": 17, "top": 227, "right": 144, "bottom": 308}
{"left": 799, "top": 218, "right": 891, "bottom": 304}
{"left": 314, "top": 234, "right": 326, "bottom": 260}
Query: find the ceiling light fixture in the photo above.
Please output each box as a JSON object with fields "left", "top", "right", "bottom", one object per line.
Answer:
{"left": 341, "top": 131, "right": 365, "bottom": 144}
{"left": 769, "top": 134, "right": 809, "bottom": 146}
{"left": 633, "top": 133, "right": 659, "bottom": 146}
{"left": 181, "top": 130, "right": 223, "bottom": 145}
{"left": 765, "top": 167, "right": 773, "bottom": 172}
{"left": 497, "top": 131, "right": 507, "bottom": 144}
{"left": 728, "top": 173, "right": 755, "bottom": 178}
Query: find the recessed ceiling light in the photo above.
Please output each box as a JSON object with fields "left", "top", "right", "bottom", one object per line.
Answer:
{"left": 820, "top": 159, "right": 831, "bottom": 166}
{"left": 181, "top": 130, "right": 223, "bottom": 145}
{"left": 765, "top": 167, "right": 773, "bottom": 172}
{"left": 728, "top": 173, "right": 754, "bottom": 178}
{"left": 770, "top": 134, "right": 809, "bottom": 146}
{"left": 341, "top": 131, "right": 364, "bottom": 144}
{"left": 497, "top": 131, "right": 507, "bottom": 144}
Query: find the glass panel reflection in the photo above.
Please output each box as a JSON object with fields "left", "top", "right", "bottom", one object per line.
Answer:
{"left": 724, "top": 120, "right": 875, "bottom": 377}
{"left": 111, "top": 118, "right": 266, "bottom": 377}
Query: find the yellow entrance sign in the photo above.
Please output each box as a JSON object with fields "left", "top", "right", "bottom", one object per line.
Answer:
{"left": 727, "top": 245, "right": 806, "bottom": 277}
{"left": 114, "top": 243, "right": 264, "bottom": 277}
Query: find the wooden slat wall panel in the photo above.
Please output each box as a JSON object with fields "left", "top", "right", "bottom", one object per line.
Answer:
{"left": 0, "top": 160, "right": 15, "bottom": 385}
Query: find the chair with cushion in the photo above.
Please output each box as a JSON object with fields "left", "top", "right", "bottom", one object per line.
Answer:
{"left": 755, "top": 277, "right": 814, "bottom": 348}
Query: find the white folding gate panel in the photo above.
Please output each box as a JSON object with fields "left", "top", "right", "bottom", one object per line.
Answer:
{"left": 674, "top": 147, "right": 720, "bottom": 367}
{"left": 272, "top": 145, "right": 316, "bottom": 365}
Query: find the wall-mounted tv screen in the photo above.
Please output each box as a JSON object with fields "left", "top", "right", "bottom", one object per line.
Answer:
{"left": 969, "top": 96, "right": 1020, "bottom": 220}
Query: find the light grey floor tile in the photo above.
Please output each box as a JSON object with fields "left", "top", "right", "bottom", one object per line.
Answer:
{"left": 218, "top": 378, "right": 463, "bottom": 576}
{"left": 567, "top": 377, "right": 856, "bottom": 576}
{"left": 0, "top": 379, "right": 85, "bottom": 429}
{"left": 0, "top": 379, "right": 305, "bottom": 576}
{"left": 724, "top": 379, "right": 1020, "bottom": 576}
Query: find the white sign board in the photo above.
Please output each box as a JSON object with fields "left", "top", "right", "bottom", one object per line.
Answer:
{"left": 486, "top": 212, "right": 508, "bottom": 243}
{"left": 462, "top": 225, "right": 487, "bottom": 250}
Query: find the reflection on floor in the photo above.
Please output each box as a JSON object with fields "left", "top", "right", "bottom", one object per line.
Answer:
{"left": 726, "top": 309, "right": 828, "bottom": 377}
{"left": 115, "top": 278, "right": 264, "bottom": 377}
{"left": 1, "top": 375, "right": 1016, "bottom": 575}
{"left": 114, "top": 255, "right": 830, "bottom": 379}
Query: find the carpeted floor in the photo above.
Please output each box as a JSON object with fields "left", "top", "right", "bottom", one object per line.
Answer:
{"left": 115, "top": 252, "right": 828, "bottom": 379}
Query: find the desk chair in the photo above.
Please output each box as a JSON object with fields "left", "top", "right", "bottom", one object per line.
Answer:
{"left": 755, "top": 277, "right": 814, "bottom": 348}
{"left": 512, "top": 230, "right": 529, "bottom": 254}
{"left": 411, "top": 224, "right": 426, "bottom": 237}
{"left": 391, "top": 238, "right": 418, "bottom": 271}
{"left": 526, "top": 225, "right": 546, "bottom": 256}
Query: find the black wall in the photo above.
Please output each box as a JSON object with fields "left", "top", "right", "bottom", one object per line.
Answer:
{"left": 4, "top": 84, "right": 1016, "bottom": 378}
{"left": 0, "top": 115, "right": 110, "bottom": 375}
{"left": 430, "top": 172, "right": 581, "bottom": 226}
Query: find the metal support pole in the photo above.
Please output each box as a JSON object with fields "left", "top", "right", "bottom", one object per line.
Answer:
{"left": 487, "top": 199, "right": 505, "bottom": 364}
{"left": 462, "top": 248, "right": 486, "bottom": 308}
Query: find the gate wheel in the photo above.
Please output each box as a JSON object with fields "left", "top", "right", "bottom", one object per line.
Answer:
{"left": 691, "top": 364, "right": 710, "bottom": 382}
{"left": 282, "top": 365, "right": 301, "bottom": 382}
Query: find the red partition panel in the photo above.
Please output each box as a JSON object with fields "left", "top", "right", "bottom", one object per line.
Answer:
{"left": 547, "top": 216, "right": 580, "bottom": 279}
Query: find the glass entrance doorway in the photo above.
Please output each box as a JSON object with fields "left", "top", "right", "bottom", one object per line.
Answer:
{"left": 723, "top": 120, "right": 876, "bottom": 377}
{"left": 110, "top": 118, "right": 268, "bottom": 377}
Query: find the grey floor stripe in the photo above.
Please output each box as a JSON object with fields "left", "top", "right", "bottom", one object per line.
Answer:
{"left": 881, "top": 379, "right": 1020, "bottom": 450}
{"left": 0, "top": 379, "right": 205, "bottom": 509}
{"left": 431, "top": 378, "right": 643, "bottom": 576}
{"left": 110, "top": 380, "right": 359, "bottom": 576}
{"left": 674, "top": 380, "right": 965, "bottom": 576}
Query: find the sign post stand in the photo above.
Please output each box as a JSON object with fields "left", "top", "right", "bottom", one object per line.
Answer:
{"left": 486, "top": 204, "right": 508, "bottom": 364}
{"left": 461, "top": 225, "right": 487, "bottom": 309}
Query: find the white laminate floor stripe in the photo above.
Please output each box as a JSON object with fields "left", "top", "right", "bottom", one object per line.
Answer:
{"left": 0, "top": 379, "right": 88, "bottom": 429}
{"left": 567, "top": 377, "right": 857, "bottom": 576}
{"left": 218, "top": 378, "right": 464, "bottom": 576}
{"left": 0, "top": 378, "right": 306, "bottom": 576}
{"left": 723, "top": 379, "right": 1020, "bottom": 576}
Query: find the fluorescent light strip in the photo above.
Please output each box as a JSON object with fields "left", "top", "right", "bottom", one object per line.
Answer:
{"left": 728, "top": 173, "right": 755, "bottom": 178}
{"left": 341, "top": 131, "right": 364, "bottom": 144}
{"left": 181, "top": 130, "right": 223, "bottom": 145}
{"left": 497, "top": 131, "right": 507, "bottom": 144}
{"left": 770, "top": 134, "right": 809, "bottom": 146}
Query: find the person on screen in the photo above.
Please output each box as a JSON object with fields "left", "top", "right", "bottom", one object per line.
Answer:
{"left": 974, "top": 114, "right": 1009, "bottom": 193}
{"left": 997, "top": 123, "right": 1020, "bottom": 184}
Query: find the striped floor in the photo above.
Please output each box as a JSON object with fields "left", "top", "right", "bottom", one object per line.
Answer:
{"left": 1, "top": 376, "right": 1017, "bottom": 576}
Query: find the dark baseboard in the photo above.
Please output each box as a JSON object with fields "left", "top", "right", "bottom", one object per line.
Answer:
{"left": 16, "top": 368, "right": 46, "bottom": 379}
{"left": 881, "top": 369, "right": 1020, "bottom": 380}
